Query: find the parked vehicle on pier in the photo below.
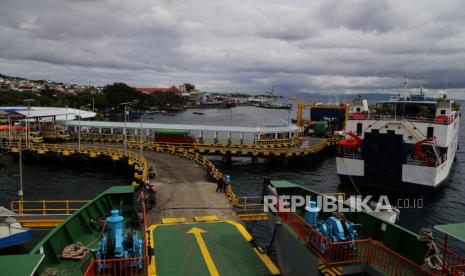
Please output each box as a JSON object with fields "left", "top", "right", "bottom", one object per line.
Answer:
{"left": 0, "top": 125, "right": 43, "bottom": 143}
{"left": 40, "top": 124, "right": 70, "bottom": 142}
{"left": 153, "top": 129, "right": 196, "bottom": 144}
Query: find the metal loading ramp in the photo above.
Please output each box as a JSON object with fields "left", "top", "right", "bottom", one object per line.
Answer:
{"left": 149, "top": 221, "right": 280, "bottom": 276}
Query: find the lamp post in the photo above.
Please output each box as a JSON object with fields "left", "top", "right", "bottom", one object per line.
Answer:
{"left": 18, "top": 128, "right": 23, "bottom": 201}
{"left": 119, "top": 102, "right": 133, "bottom": 156}
{"left": 78, "top": 104, "right": 91, "bottom": 152}
{"left": 23, "top": 99, "right": 34, "bottom": 148}
{"left": 140, "top": 111, "right": 156, "bottom": 158}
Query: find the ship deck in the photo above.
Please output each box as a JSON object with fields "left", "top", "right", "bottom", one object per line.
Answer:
{"left": 0, "top": 254, "right": 44, "bottom": 275}
{"left": 149, "top": 220, "right": 279, "bottom": 276}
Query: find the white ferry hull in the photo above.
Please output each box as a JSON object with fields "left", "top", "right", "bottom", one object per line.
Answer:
{"left": 337, "top": 157, "right": 456, "bottom": 192}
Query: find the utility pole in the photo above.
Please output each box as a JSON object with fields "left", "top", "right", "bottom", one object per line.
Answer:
{"left": 78, "top": 104, "right": 91, "bottom": 152}
{"left": 119, "top": 102, "right": 133, "bottom": 156}
{"left": 23, "top": 99, "right": 34, "bottom": 148}
{"left": 18, "top": 129, "right": 23, "bottom": 201}
{"left": 140, "top": 111, "right": 156, "bottom": 159}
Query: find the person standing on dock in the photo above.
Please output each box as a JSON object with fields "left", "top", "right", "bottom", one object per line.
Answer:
{"left": 216, "top": 176, "right": 225, "bottom": 192}
{"left": 223, "top": 175, "right": 231, "bottom": 192}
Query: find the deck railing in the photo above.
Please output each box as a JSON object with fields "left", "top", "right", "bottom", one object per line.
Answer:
{"left": 439, "top": 244, "right": 465, "bottom": 275}
{"left": 83, "top": 257, "right": 149, "bottom": 276}
{"left": 10, "top": 200, "right": 88, "bottom": 215}
{"left": 234, "top": 196, "right": 264, "bottom": 213}
{"left": 338, "top": 150, "right": 440, "bottom": 167}
{"left": 348, "top": 113, "right": 459, "bottom": 125}
{"left": 274, "top": 203, "right": 434, "bottom": 275}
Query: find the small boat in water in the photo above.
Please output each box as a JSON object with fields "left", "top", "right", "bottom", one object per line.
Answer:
{"left": 193, "top": 111, "right": 204, "bottom": 115}
{"left": 0, "top": 206, "right": 32, "bottom": 249}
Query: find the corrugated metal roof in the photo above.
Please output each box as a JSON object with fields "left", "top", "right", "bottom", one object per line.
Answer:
{"left": 58, "top": 120, "right": 301, "bottom": 133}
{"left": 0, "top": 106, "right": 96, "bottom": 120}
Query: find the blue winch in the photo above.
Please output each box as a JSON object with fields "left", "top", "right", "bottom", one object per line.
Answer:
{"left": 304, "top": 201, "right": 361, "bottom": 251}
{"left": 316, "top": 216, "right": 360, "bottom": 243}
{"left": 94, "top": 210, "right": 143, "bottom": 271}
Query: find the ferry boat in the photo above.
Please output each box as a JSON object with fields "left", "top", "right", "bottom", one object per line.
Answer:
{"left": 336, "top": 91, "right": 460, "bottom": 192}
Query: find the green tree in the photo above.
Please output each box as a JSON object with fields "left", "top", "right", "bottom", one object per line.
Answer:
{"left": 102, "top": 82, "right": 149, "bottom": 109}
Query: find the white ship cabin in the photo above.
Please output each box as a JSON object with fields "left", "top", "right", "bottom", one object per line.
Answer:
{"left": 346, "top": 95, "right": 459, "bottom": 147}
{"left": 349, "top": 98, "right": 369, "bottom": 114}
{"left": 342, "top": 94, "right": 460, "bottom": 168}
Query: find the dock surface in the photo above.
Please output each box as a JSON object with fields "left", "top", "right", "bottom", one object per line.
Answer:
{"left": 144, "top": 152, "right": 237, "bottom": 225}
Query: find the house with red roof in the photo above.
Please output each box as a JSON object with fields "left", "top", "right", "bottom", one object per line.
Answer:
{"left": 135, "top": 86, "right": 179, "bottom": 94}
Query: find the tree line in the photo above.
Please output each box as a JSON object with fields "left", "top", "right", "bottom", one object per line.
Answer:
{"left": 0, "top": 83, "right": 185, "bottom": 113}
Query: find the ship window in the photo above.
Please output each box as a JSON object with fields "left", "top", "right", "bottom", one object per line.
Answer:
{"left": 356, "top": 107, "right": 361, "bottom": 112}
{"left": 440, "top": 109, "right": 446, "bottom": 115}
{"left": 356, "top": 123, "right": 362, "bottom": 135}
{"left": 387, "top": 130, "right": 395, "bottom": 135}
{"left": 427, "top": 127, "right": 434, "bottom": 138}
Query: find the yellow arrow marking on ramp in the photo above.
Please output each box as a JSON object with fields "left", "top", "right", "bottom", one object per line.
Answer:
{"left": 187, "top": 227, "right": 219, "bottom": 276}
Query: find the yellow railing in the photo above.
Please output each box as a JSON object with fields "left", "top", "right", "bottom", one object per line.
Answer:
{"left": 258, "top": 136, "right": 301, "bottom": 146}
{"left": 226, "top": 185, "right": 238, "bottom": 205}
{"left": 235, "top": 196, "right": 265, "bottom": 212}
{"left": 10, "top": 200, "right": 89, "bottom": 215}
{"left": 168, "top": 145, "right": 223, "bottom": 180}
{"left": 69, "top": 132, "right": 127, "bottom": 143}
{"left": 128, "top": 137, "right": 329, "bottom": 156}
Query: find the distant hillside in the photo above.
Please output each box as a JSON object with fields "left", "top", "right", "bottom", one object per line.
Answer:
{"left": 0, "top": 73, "right": 25, "bottom": 81}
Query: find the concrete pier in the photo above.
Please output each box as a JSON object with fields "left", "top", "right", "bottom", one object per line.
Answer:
{"left": 143, "top": 152, "right": 237, "bottom": 225}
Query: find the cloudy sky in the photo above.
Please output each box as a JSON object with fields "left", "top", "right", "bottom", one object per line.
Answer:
{"left": 1, "top": 0, "right": 465, "bottom": 95}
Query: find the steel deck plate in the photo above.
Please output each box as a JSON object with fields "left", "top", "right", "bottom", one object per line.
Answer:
{"left": 150, "top": 221, "right": 278, "bottom": 276}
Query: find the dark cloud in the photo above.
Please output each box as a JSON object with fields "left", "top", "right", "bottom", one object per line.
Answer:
{"left": 316, "top": 0, "right": 398, "bottom": 33}
{"left": 0, "top": 0, "right": 465, "bottom": 95}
